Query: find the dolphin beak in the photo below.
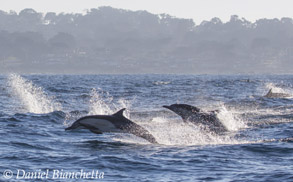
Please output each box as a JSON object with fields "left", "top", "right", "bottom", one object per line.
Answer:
{"left": 163, "top": 105, "right": 170, "bottom": 109}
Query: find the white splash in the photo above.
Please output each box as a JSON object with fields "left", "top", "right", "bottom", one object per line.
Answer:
{"left": 153, "top": 81, "right": 171, "bottom": 85}
{"left": 124, "top": 104, "right": 250, "bottom": 146}
{"left": 217, "top": 105, "right": 248, "bottom": 131}
{"left": 138, "top": 116, "right": 242, "bottom": 146}
{"left": 88, "top": 88, "right": 131, "bottom": 118}
{"left": 88, "top": 88, "right": 113, "bottom": 115}
{"left": 65, "top": 88, "right": 132, "bottom": 126}
{"left": 7, "top": 74, "right": 62, "bottom": 114}
{"left": 265, "top": 83, "right": 288, "bottom": 94}
{"left": 87, "top": 91, "right": 249, "bottom": 145}
{"left": 73, "top": 88, "right": 250, "bottom": 146}
{"left": 116, "top": 98, "right": 131, "bottom": 118}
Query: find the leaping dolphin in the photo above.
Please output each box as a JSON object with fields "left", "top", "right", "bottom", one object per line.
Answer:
{"left": 264, "top": 88, "right": 291, "bottom": 98}
{"left": 163, "top": 104, "right": 227, "bottom": 133}
{"left": 65, "top": 108, "right": 158, "bottom": 144}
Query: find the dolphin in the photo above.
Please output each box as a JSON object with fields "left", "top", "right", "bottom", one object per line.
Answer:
{"left": 65, "top": 108, "right": 158, "bottom": 144}
{"left": 264, "top": 88, "right": 291, "bottom": 98}
{"left": 163, "top": 104, "right": 227, "bottom": 133}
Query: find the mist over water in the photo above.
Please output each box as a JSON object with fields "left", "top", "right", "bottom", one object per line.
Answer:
{"left": 1, "top": 74, "right": 293, "bottom": 181}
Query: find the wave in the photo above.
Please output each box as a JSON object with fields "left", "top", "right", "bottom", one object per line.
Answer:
{"left": 0, "top": 111, "right": 66, "bottom": 125}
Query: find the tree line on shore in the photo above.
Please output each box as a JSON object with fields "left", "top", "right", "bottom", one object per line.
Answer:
{"left": 1, "top": 7, "right": 293, "bottom": 74}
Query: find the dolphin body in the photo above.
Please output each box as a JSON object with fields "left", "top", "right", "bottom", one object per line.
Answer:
{"left": 65, "top": 108, "right": 158, "bottom": 144}
{"left": 163, "top": 104, "right": 227, "bottom": 133}
{"left": 264, "top": 88, "right": 291, "bottom": 98}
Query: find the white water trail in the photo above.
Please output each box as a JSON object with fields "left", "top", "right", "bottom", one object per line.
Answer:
{"left": 137, "top": 116, "right": 243, "bottom": 146}
{"left": 132, "top": 104, "right": 249, "bottom": 146}
{"left": 7, "top": 74, "right": 62, "bottom": 114}
{"left": 114, "top": 105, "right": 249, "bottom": 146}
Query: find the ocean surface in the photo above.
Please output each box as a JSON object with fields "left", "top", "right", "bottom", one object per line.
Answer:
{"left": 0, "top": 74, "right": 293, "bottom": 181}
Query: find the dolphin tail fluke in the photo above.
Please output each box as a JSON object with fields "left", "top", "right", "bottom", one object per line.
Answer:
{"left": 134, "top": 130, "right": 158, "bottom": 144}
{"left": 143, "top": 133, "right": 158, "bottom": 144}
{"left": 128, "top": 124, "right": 158, "bottom": 144}
{"left": 65, "top": 121, "right": 80, "bottom": 131}
{"left": 89, "top": 128, "right": 103, "bottom": 134}
{"left": 65, "top": 127, "right": 71, "bottom": 131}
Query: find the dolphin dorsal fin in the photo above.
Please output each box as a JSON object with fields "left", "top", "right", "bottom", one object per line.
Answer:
{"left": 113, "top": 108, "right": 126, "bottom": 117}
{"left": 268, "top": 88, "right": 272, "bottom": 94}
{"left": 265, "top": 88, "right": 273, "bottom": 97}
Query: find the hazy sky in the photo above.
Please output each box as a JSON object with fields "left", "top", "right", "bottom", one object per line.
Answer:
{"left": 1, "top": 0, "right": 293, "bottom": 23}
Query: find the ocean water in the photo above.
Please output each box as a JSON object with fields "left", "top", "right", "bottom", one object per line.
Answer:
{"left": 0, "top": 74, "right": 293, "bottom": 181}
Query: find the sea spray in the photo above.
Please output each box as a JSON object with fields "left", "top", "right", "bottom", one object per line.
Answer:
{"left": 7, "top": 74, "right": 62, "bottom": 114}
{"left": 129, "top": 105, "right": 249, "bottom": 145}
{"left": 88, "top": 88, "right": 113, "bottom": 115}
{"left": 88, "top": 88, "right": 131, "bottom": 118}
{"left": 265, "top": 82, "right": 287, "bottom": 93}
{"left": 216, "top": 105, "right": 247, "bottom": 131}
{"left": 66, "top": 88, "right": 248, "bottom": 145}
{"left": 264, "top": 82, "right": 293, "bottom": 97}
{"left": 136, "top": 116, "right": 243, "bottom": 146}
{"left": 64, "top": 88, "right": 132, "bottom": 126}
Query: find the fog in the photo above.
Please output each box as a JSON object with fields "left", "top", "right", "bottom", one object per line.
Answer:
{"left": 1, "top": 7, "right": 293, "bottom": 74}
